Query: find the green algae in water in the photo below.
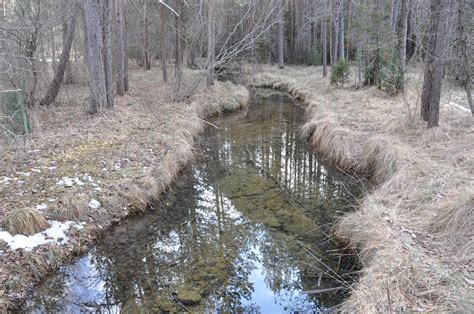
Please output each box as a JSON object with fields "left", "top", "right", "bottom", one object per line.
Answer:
{"left": 25, "top": 90, "right": 363, "bottom": 313}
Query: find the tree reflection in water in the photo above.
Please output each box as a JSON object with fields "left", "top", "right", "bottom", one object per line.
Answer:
{"left": 27, "top": 90, "right": 363, "bottom": 313}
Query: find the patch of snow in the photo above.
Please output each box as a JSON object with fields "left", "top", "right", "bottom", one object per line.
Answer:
{"left": 94, "top": 187, "right": 102, "bottom": 191}
{"left": 446, "top": 102, "right": 471, "bottom": 113}
{"left": 88, "top": 199, "right": 101, "bottom": 209}
{"left": 83, "top": 174, "right": 94, "bottom": 182}
{"left": 48, "top": 198, "right": 56, "bottom": 202}
{"left": 74, "top": 177, "right": 85, "bottom": 186}
{"left": 1, "top": 176, "right": 12, "bottom": 183}
{"left": 17, "top": 172, "right": 31, "bottom": 177}
{"left": 31, "top": 168, "right": 41, "bottom": 173}
{"left": 57, "top": 177, "right": 74, "bottom": 187}
{"left": 0, "top": 221, "right": 84, "bottom": 251}
{"left": 36, "top": 204, "right": 48, "bottom": 210}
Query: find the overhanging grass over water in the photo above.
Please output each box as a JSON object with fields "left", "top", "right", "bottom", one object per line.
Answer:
{"left": 26, "top": 90, "right": 364, "bottom": 312}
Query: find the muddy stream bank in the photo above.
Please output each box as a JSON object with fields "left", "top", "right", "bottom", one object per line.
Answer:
{"left": 24, "top": 90, "right": 364, "bottom": 312}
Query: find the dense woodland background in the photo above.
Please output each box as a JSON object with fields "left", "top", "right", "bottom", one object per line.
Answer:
{"left": 0, "top": 0, "right": 472, "bottom": 129}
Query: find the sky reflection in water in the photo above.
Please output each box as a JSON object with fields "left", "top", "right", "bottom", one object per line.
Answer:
{"left": 27, "top": 90, "right": 363, "bottom": 313}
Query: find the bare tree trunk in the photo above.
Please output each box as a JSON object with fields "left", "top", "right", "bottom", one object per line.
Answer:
{"left": 115, "top": 0, "right": 125, "bottom": 96}
{"left": 173, "top": 0, "right": 184, "bottom": 99}
{"left": 143, "top": 0, "right": 150, "bottom": 70}
{"left": 332, "top": 0, "right": 339, "bottom": 64}
{"left": 457, "top": 0, "right": 473, "bottom": 114}
{"left": 62, "top": 18, "right": 74, "bottom": 84}
{"left": 101, "top": 0, "right": 114, "bottom": 108}
{"left": 322, "top": 0, "right": 328, "bottom": 77}
{"left": 346, "top": 0, "right": 352, "bottom": 59}
{"left": 397, "top": 0, "right": 408, "bottom": 91}
{"left": 391, "top": 0, "right": 399, "bottom": 33}
{"left": 51, "top": 29, "right": 57, "bottom": 71}
{"left": 278, "top": 0, "right": 285, "bottom": 69}
{"left": 337, "top": 0, "right": 344, "bottom": 60}
{"left": 420, "top": 0, "right": 449, "bottom": 127}
{"left": 124, "top": 12, "right": 129, "bottom": 92}
{"left": 174, "top": 0, "right": 183, "bottom": 76}
{"left": 160, "top": 3, "right": 168, "bottom": 82}
{"left": 40, "top": 10, "right": 76, "bottom": 106}
{"left": 84, "top": 0, "right": 107, "bottom": 113}
{"left": 206, "top": 0, "right": 215, "bottom": 86}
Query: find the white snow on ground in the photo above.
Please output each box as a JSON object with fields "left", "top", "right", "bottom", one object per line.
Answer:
{"left": 446, "top": 101, "right": 471, "bottom": 113}
{"left": 0, "top": 221, "right": 85, "bottom": 251}
{"left": 1, "top": 176, "right": 12, "bottom": 183}
{"left": 57, "top": 177, "right": 75, "bottom": 187}
{"left": 88, "top": 199, "right": 101, "bottom": 209}
{"left": 74, "top": 177, "right": 85, "bottom": 186}
{"left": 36, "top": 204, "right": 48, "bottom": 210}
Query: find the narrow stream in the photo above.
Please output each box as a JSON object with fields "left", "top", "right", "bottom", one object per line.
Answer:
{"left": 26, "top": 90, "right": 363, "bottom": 313}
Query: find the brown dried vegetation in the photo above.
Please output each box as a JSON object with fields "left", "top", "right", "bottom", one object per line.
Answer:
{"left": 0, "top": 67, "right": 249, "bottom": 309}
{"left": 253, "top": 65, "right": 473, "bottom": 312}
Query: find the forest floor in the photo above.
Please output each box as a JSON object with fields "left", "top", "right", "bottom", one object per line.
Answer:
{"left": 252, "top": 65, "right": 473, "bottom": 312}
{"left": 0, "top": 67, "right": 249, "bottom": 310}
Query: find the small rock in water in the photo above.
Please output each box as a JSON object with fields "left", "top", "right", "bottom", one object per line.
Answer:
{"left": 88, "top": 199, "right": 101, "bottom": 209}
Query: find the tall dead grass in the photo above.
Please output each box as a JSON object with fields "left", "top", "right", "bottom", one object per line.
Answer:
{"left": 252, "top": 68, "right": 474, "bottom": 312}
{"left": 3, "top": 208, "right": 49, "bottom": 235}
{"left": 0, "top": 67, "right": 249, "bottom": 310}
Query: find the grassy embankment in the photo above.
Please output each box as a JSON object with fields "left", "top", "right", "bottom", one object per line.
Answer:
{"left": 0, "top": 67, "right": 249, "bottom": 310}
{"left": 253, "top": 65, "right": 473, "bottom": 312}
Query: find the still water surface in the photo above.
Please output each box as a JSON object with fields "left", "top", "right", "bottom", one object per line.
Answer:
{"left": 26, "top": 90, "right": 362, "bottom": 313}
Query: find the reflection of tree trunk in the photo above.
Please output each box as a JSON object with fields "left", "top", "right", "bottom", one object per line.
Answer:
{"left": 40, "top": 9, "right": 76, "bottom": 106}
{"left": 316, "top": 163, "right": 321, "bottom": 201}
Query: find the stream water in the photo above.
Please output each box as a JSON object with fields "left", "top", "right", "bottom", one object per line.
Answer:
{"left": 26, "top": 90, "right": 363, "bottom": 313}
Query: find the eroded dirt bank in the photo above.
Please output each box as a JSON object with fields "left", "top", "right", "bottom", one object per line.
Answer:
{"left": 253, "top": 65, "right": 473, "bottom": 312}
{"left": 0, "top": 68, "right": 249, "bottom": 309}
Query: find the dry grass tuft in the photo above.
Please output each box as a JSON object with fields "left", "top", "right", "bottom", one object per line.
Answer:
{"left": 3, "top": 208, "right": 50, "bottom": 235}
{"left": 361, "top": 136, "right": 412, "bottom": 184}
{"left": 302, "top": 116, "right": 363, "bottom": 170}
{"left": 427, "top": 189, "right": 474, "bottom": 257}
